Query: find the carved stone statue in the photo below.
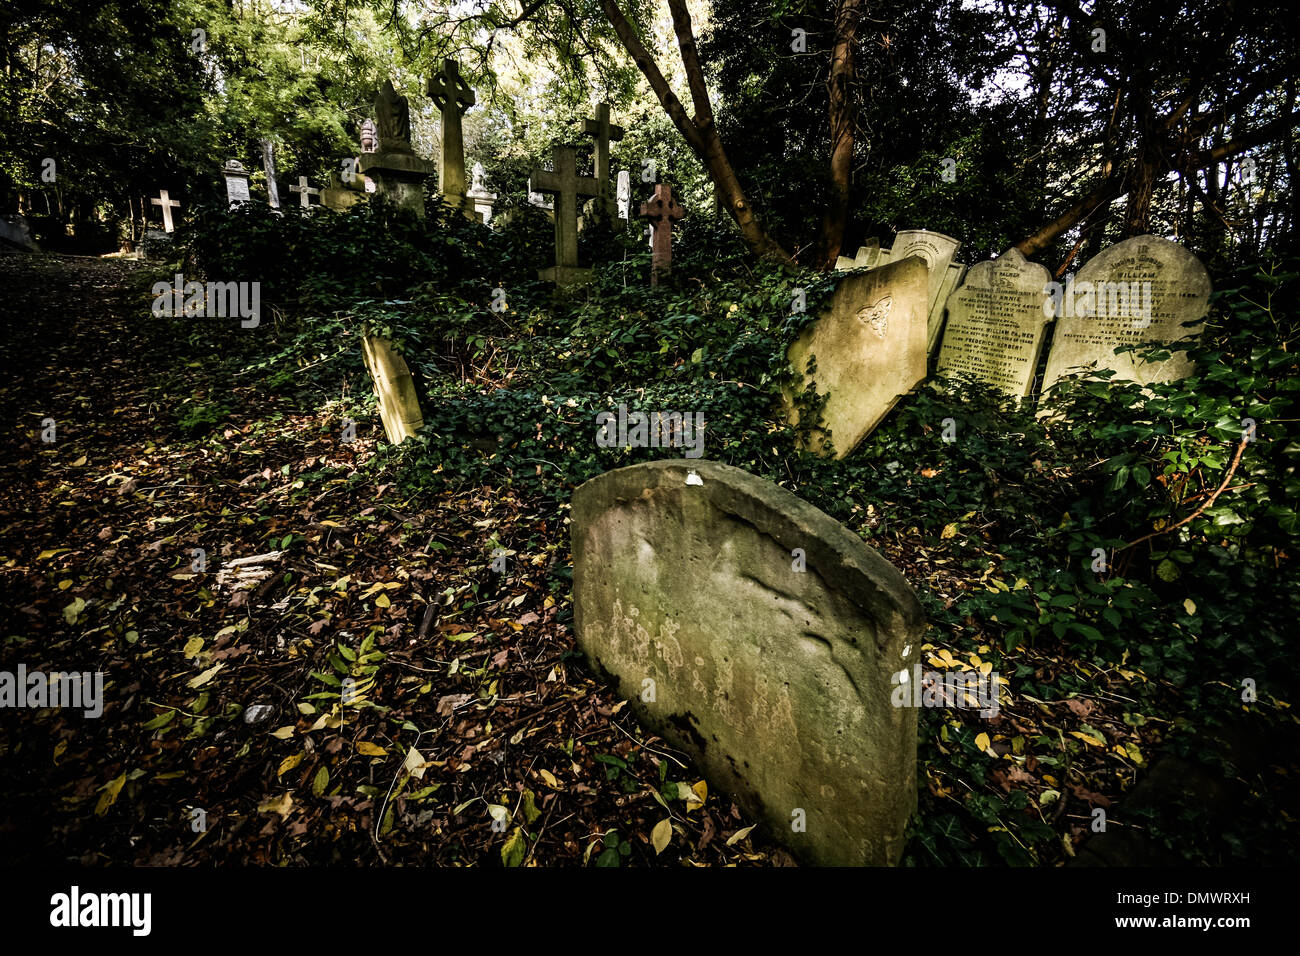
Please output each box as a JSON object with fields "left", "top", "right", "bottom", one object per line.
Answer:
{"left": 359, "top": 119, "right": 377, "bottom": 154}
{"left": 373, "top": 80, "right": 411, "bottom": 153}
{"left": 471, "top": 162, "right": 486, "bottom": 193}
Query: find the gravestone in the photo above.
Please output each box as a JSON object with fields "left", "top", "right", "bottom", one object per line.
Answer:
{"left": 361, "top": 336, "right": 424, "bottom": 443}
{"left": 1041, "top": 235, "right": 1212, "bottom": 394}
{"left": 359, "top": 79, "right": 434, "bottom": 219}
{"left": 935, "top": 248, "right": 1054, "bottom": 399}
{"left": 785, "top": 256, "right": 929, "bottom": 457}
{"left": 466, "top": 162, "right": 497, "bottom": 224}
{"left": 427, "top": 59, "right": 476, "bottom": 217}
{"left": 288, "top": 175, "right": 320, "bottom": 210}
{"left": 260, "top": 139, "right": 282, "bottom": 210}
{"left": 638, "top": 184, "right": 685, "bottom": 286}
{"left": 583, "top": 103, "right": 624, "bottom": 220}
{"left": 572, "top": 459, "right": 924, "bottom": 866}
{"left": 222, "top": 160, "right": 251, "bottom": 207}
{"left": 836, "top": 230, "right": 965, "bottom": 353}
{"left": 320, "top": 168, "right": 368, "bottom": 212}
{"left": 616, "top": 170, "right": 631, "bottom": 221}
{"left": 150, "top": 189, "right": 180, "bottom": 233}
{"left": 529, "top": 146, "right": 600, "bottom": 285}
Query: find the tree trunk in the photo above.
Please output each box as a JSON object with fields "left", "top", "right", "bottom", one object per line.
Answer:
{"left": 816, "top": 0, "right": 867, "bottom": 268}
{"left": 600, "top": 0, "right": 793, "bottom": 265}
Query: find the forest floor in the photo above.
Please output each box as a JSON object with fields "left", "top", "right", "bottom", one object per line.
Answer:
{"left": 0, "top": 251, "right": 1286, "bottom": 867}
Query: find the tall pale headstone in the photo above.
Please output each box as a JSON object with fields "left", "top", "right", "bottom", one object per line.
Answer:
{"left": 1041, "top": 235, "right": 1212, "bottom": 393}
{"left": 466, "top": 162, "right": 497, "bottom": 224}
{"left": 615, "top": 170, "right": 631, "bottom": 221}
{"left": 785, "top": 256, "right": 930, "bottom": 457}
{"left": 572, "top": 459, "right": 924, "bottom": 866}
{"left": 361, "top": 336, "right": 424, "bottom": 443}
{"left": 935, "top": 248, "right": 1054, "bottom": 399}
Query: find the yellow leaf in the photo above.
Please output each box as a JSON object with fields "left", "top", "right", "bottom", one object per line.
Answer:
{"left": 187, "top": 663, "right": 223, "bottom": 688}
{"left": 95, "top": 772, "right": 127, "bottom": 816}
{"left": 374, "top": 593, "right": 391, "bottom": 608}
{"left": 37, "top": 548, "right": 69, "bottom": 561}
{"left": 182, "top": 636, "right": 204, "bottom": 659}
{"left": 979, "top": 661, "right": 993, "bottom": 676}
{"left": 258, "top": 792, "right": 294, "bottom": 820}
{"left": 277, "top": 754, "right": 304, "bottom": 777}
{"left": 974, "top": 732, "right": 991, "bottom": 753}
{"left": 57, "top": 579, "right": 73, "bottom": 590}
{"left": 684, "top": 780, "right": 707, "bottom": 811}
{"left": 725, "top": 824, "right": 756, "bottom": 847}
{"left": 1183, "top": 598, "right": 1197, "bottom": 616}
{"left": 651, "top": 818, "right": 673, "bottom": 855}
{"left": 941, "top": 523, "right": 958, "bottom": 539}
{"left": 539, "top": 768, "right": 560, "bottom": 789}
{"left": 72, "top": 455, "right": 87, "bottom": 467}
{"left": 1070, "top": 730, "right": 1105, "bottom": 747}
{"left": 270, "top": 725, "right": 295, "bottom": 739}
{"left": 501, "top": 826, "right": 527, "bottom": 867}
{"left": 357, "top": 741, "right": 387, "bottom": 756}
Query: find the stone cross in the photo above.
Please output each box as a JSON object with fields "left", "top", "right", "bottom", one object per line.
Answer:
{"left": 289, "top": 175, "right": 320, "bottom": 209}
{"left": 427, "top": 58, "right": 476, "bottom": 212}
{"left": 529, "top": 146, "right": 601, "bottom": 285}
{"left": 582, "top": 103, "right": 624, "bottom": 219}
{"left": 637, "top": 183, "right": 685, "bottom": 285}
{"left": 150, "top": 189, "right": 180, "bottom": 232}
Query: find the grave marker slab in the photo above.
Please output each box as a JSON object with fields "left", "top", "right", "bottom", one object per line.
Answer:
{"left": 935, "top": 248, "right": 1053, "bottom": 399}
{"left": 1041, "top": 235, "right": 1212, "bottom": 393}
{"left": 222, "top": 160, "right": 251, "bottom": 206}
{"left": 572, "top": 459, "right": 924, "bottom": 866}
{"left": 361, "top": 336, "right": 424, "bottom": 443}
{"left": 785, "top": 256, "right": 930, "bottom": 457}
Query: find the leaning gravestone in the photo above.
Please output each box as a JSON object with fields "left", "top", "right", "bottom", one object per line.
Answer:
{"left": 785, "top": 256, "right": 929, "bottom": 458}
{"left": 935, "top": 248, "right": 1054, "bottom": 399}
{"left": 572, "top": 459, "right": 924, "bottom": 866}
{"left": 361, "top": 336, "right": 424, "bottom": 443}
{"left": 837, "top": 230, "right": 965, "bottom": 353}
{"left": 1041, "top": 235, "right": 1212, "bottom": 394}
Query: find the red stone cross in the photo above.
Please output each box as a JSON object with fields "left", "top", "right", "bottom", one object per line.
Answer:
{"left": 638, "top": 184, "right": 685, "bottom": 286}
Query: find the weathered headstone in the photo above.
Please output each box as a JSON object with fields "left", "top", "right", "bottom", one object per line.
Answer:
{"left": 427, "top": 59, "right": 476, "bottom": 216}
{"left": 836, "top": 231, "right": 965, "bottom": 352}
{"left": 1041, "top": 235, "right": 1212, "bottom": 393}
{"left": 583, "top": 103, "right": 624, "bottom": 220}
{"left": 260, "top": 139, "right": 281, "bottom": 210}
{"left": 935, "top": 248, "right": 1054, "bottom": 399}
{"left": 466, "top": 162, "right": 497, "bottom": 224}
{"left": 359, "top": 79, "right": 435, "bottom": 219}
{"left": 222, "top": 160, "right": 251, "bottom": 207}
{"left": 615, "top": 170, "right": 631, "bottom": 221}
{"left": 150, "top": 189, "right": 180, "bottom": 233}
{"left": 530, "top": 146, "right": 600, "bottom": 286}
{"left": 288, "top": 175, "right": 320, "bottom": 210}
{"left": 638, "top": 184, "right": 685, "bottom": 286}
{"left": 785, "top": 256, "right": 929, "bottom": 457}
{"left": 572, "top": 458, "right": 924, "bottom": 866}
{"left": 320, "top": 167, "right": 368, "bottom": 212}
{"left": 361, "top": 336, "right": 424, "bottom": 443}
